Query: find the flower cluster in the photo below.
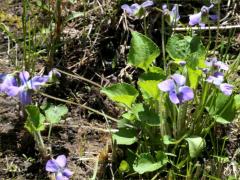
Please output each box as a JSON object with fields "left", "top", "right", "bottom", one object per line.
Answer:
{"left": 158, "top": 74, "right": 194, "bottom": 104}
{"left": 205, "top": 57, "right": 233, "bottom": 96}
{"left": 189, "top": 4, "right": 214, "bottom": 27}
{"left": 121, "top": 0, "right": 153, "bottom": 17}
{"left": 0, "top": 69, "right": 60, "bottom": 105}
{"left": 46, "top": 155, "right": 73, "bottom": 180}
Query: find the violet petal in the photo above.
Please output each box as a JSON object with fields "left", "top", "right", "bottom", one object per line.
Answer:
{"left": 189, "top": 12, "right": 202, "bottom": 26}
{"left": 19, "top": 90, "right": 32, "bottom": 105}
{"left": 46, "top": 159, "right": 59, "bottom": 173}
{"left": 0, "top": 73, "right": 6, "bottom": 81}
{"left": 56, "top": 172, "right": 65, "bottom": 180}
{"left": 141, "top": 0, "right": 154, "bottom": 8}
{"left": 6, "top": 86, "right": 20, "bottom": 96}
{"left": 206, "top": 75, "right": 223, "bottom": 86}
{"left": 49, "top": 68, "right": 61, "bottom": 78}
{"left": 19, "top": 71, "right": 30, "bottom": 85}
{"left": 29, "top": 75, "right": 49, "bottom": 90}
{"left": 178, "top": 86, "right": 194, "bottom": 102}
{"left": 63, "top": 168, "right": 74, "bottom": 177}
{"left": 158, "top": 79, "right": 175, "bottom": 92}
{"left": 0, "top": 75, "right": 17, "bottom": 93}
{"left": 170, "top": 4, "right": 180, "bottom": 23}
{"left": 214, "top": 61, "right": 229, "bottom": 71}
{"left": 169, "top": 91, "right": 180, "bottom": 104}
{"left": 219, "top": 83, "right": 233, "bottom": 96}
{"left": 171, "top": 74, "right": 186, "bottom": 86}
{"left": 55, "top": 155, "right": 67, "bottom": 168}
{"left": 121, "top": 4, "right": 134, "bottom": 15}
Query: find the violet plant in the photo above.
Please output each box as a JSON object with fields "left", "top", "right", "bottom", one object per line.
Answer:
{"left": 189, "top": 4, "right": 214, "bottom": 27}
{"left": 0, "top": 69, "right": 68, "bottom": 158}
{"left": 46, "top": 155, "right": 73, "bottom": 180}
{"left": 121, "top": 0, "right": 153, "bottom": 18}
{"left": 101, "top": 31, "right": 238, "bottom": 178}
{"left": 162, "top": 4, "right": 180, "bottom": 26}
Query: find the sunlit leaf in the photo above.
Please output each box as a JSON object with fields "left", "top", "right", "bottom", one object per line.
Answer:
{"left": 166, "top": 34, "right": 191, "bottom": 61}
{"left": 187, "top": 67, "right": 202, "bottom": 89}
{"left": 128, "top": 31, "right": 160, "bottom": 71}
{"left": 133, "top": 152, "right": 168, "bottom": 174}
{"left": 119, "top": 160, "right": 130, "bottom": 172}
{"left": 25, "top": 105, "right": 45, "bottom": 133}
{"left": 207, "top": 93, "right": 236, "bottom": 124}
{"left": 112, "top": 128, "right": 137, "bottom": 145}
{"left": 101, "top": 83, "right": 139, "bottom": 108}
{"left": 234, "top": 95, "right": 240, "bottom": 110}
{"left": 45, "top": 104, "right": 68, "bottom": 124}
{"left": 185, "top": 136, "right": 205, "bottom": 158}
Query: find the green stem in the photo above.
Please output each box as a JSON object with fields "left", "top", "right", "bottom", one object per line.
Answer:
{"left": 22, "top": 0, "right": 28, "bottom": 70}
{"left": 194, "top": 82, "right": 210, "bottom": 123}
{"left": 177, "top": 103, "right": 187, "bottom": 138}
{"left": 48, "top": 123, "right": 52, "bottom": 141}
{"left": 161, "top": 13, "right": 166, "bottom": 71}
{"left": 56, "top": 68, "right": 102, "bottom": 88}
{"left": 34, "top": 131, "right": 47, "bottom": 157}
{"left": 143, "top": 13, "right": 147, "bottom": 35}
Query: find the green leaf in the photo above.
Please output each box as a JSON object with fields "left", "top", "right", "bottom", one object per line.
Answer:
{"left": 138, "top": 108, "right": 161, "bottom": 126}
{"left": 138, "top": 69, "right": 165, "bottom": 99}
{"left": 118, "top": 160, "right": 130, "bottom": 172}
{"left": 112, "top": 128, "right": 137, "bottom": 145}
{"left": 185, "top": 137, "right": 205, "bottom": 158}
{"left": 234, "top": 95, "right": 240, "bottom": 110}
{"left": 187, "top": 67, "right": 202, "bottom": 89}
{"left": 45, "top": 104, "right": 68, "bottom": 124}
{"left": 128, "top": 31, "right": 160, "bottom": 71}
{"left": 163, "top": 135, "right": 176, "bottom": 145}
{"left": 101, "top": 83, "right": 139, "bottom": 108}
{"left": 166, "top": 34, "right": 191, "bottom": 61}
{"left": 138, "top": 80, "right": 160, "bottom": 99}
{"left": 133, "top": 152, "right": 168, "bottom": 174}
{"left": 212, "top": 155, "right": 230, "bottom": 163}
{"left": 213, "top": 115, "right": 230, "bottom": 124}
{"left": 207, "top": 93, "right": 236, "bottom": 124}
{"left": 25, "top": 105, "right": 45, "bottom": 133}
{"left": 187, "top": 37, "right": 206, "bottom": 69}
{"left": 138, "top": 70, "right": 165, "bottom": 99}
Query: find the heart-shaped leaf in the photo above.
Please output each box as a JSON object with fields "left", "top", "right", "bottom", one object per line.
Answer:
{"left": 128, "top": 31, "right": 160, "bottom": 71}
{"left": 45, "top": 104, "right": 68, "bottom": 124}
{"left": 133, "top": 152, "right": 168, "bottom": 174}
{"left": 101, "top": 83, "right": 138, "bottom": 108}
{"left": 112, "top": 128, "right": 137, "bottom": 145}
{"left": 185, "top": 136, "right": 205, "bottom": 158}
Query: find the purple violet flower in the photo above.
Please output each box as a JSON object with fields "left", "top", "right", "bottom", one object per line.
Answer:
{"left": 121, "top": 0, "right": 153, "bottom": 16}
{"left": 205, "top": 57, "right": 229, "bottom": 71}
{"left": 219, "top": 83, "right": 234, "bottom": 96}
{"left": 206, "top": 72, "right": 233, "bottom": 96}
{"left": 5, "top": 71, "right": 49, "bottom": 105}
{"left": 46, "top": 155, "right": 73, "bottom": 180}
{"left": 48, "top": 68, "right": 61, "bottom": 82}
{"left": 162, "top": 4, "right": 180, "bottom": 26}
{"left": 158, "top": 74, "right": 194, "bottom": 104}
{"left": 206, "top": 72, "right": 224, "bottom": 85}
{"left": 0, "top": 74, "right": 17, "bottom": 95}
{"left": 189, "top": 4, "right": 214, "bottom": 27}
